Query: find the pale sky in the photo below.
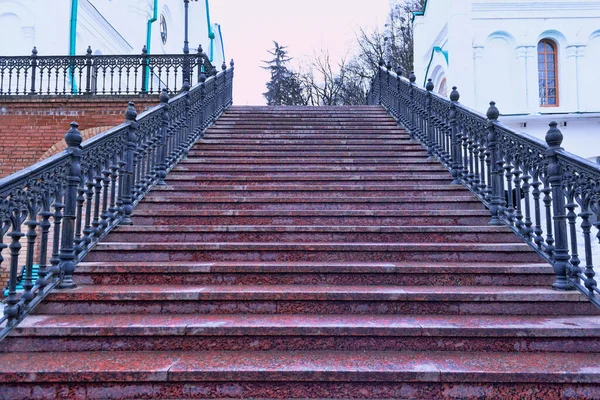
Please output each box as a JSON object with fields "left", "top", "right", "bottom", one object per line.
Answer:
{"left": 209, "top": 0, "right": 390, "bottom": 105}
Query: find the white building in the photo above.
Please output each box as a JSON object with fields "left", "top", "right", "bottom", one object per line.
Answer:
{"left": 0, "top": 0, "right": 225, "bottom": 67}
{"left": 413, "top": 0, "right": 600, "bottom": 162}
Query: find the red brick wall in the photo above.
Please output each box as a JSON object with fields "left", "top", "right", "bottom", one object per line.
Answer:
{"left": 0, "top": 95, "right": 159, "bottom": 178}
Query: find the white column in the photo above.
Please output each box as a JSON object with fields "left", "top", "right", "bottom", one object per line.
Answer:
{"left": 564, "top": 45, "right": 585, "bottom": 112}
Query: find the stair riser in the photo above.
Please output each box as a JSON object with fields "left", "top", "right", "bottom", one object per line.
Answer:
{"left": 199, "top": 140, "right": 419, "bottom": 145}
{"left": 205, "top": 134, "right": 411, "bottom": 139}
{"left": 73, "top": 272, "right": 554, "bottom": 287}
{"left": 3, "top": 382, "right": 599, "bottom": 400}
{"left": 180, "top": 158, "right": 434, "bottom": 165}
{"left": 130, "top": 215, "right": 493, "bottom": 226}
{"left": 134, "top": 201, "right": 483, "bottom": 211}
{"left": 103, "top": 231, "right": 521, "bottom": 244}
{"left": 165, "top": 178, "right": 453, "bottom": 185}
{"left": 191, "top": 146, "right": 435, "bottom": 151}
{"left": 84, "top": 249, "right": 543, "bottom": 263}
{"left": 143, "top": 190, "right": 467, "bottom": 199}
{"left": 33, "top": 300, "right": 593, "bottom": 316}
{"left": 3, "top": 335, "right": 595, "bottom": 353}
{"left": 184, "top": 151, "right": 425, "bottom": 157}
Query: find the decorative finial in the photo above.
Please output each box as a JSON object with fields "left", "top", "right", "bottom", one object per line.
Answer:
{"left": 230, "top": 59, "right": 235, "bottom": 68}
{"left": 64, "top": 122, "right": 82, "bottom": 148}
{"left": 486, "top": 101, "right": 499, "bottom": 121}
{"left": 409, "top": 71, "right": 416, "bottom": 83}
{"left": 160, "top": 88, "right": 170, "bottom": 103}
{"left": 197, "top": 44, "right": 203, "bottom": 54}
{"left": 378, "top": 59, "right": 385, "bottom": 67}
{"left": 86, "top": 46, "right": 93, "bottom": 55}
{"left": 125, "top": 101, "right": 137, "bottom": 121}
{"left": 396, "top": 66, "right": 403, "bottom": 77}
{"left": 222, "top": 61, "right": 227, "bottom": 71}
{"left": 31, "top": 46, "right": 38, "bottom": 56}
{"left": 386, "top": 62, "right": 392, "bottom": 70}
{"left": 450, "top": 86, "right": 460, "bottom": 102}
{"left": 545, "top": 121, "right": 564, "bottom": 148}
{"left": 181, "top": 79, "right": 190, "bottom": 92}
{"left": 426, "top": 78, "right": 434, "bottom": 91}
{"left": 142, "top": 45, "right": 148, "bottom": 55}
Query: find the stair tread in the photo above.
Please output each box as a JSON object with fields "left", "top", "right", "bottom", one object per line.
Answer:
{"left": 13, "top": 314, "right": 600, "bottom": 337}
{"left": 47, "top": 284, "right": 586, "bottom": 302}
{"left": 75, "top": 261, "right": 552, "bottom": 274}
{"left": 1, "top": 350, "right": 599, "bottom": 383}
{"left": 113, "top": 225, "right": 513, "bottom": 233}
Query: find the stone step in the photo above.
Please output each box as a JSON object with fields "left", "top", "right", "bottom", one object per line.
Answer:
{"left": 84, "top": 242, "right": 542, "bottom": 263}
{"left": 134, "top": 196, "right": 483, "bottom": 211}
{"left": 198, "top": 139, "right": 418, "bottom": 146}
{"left": 4, "top": 350, "right": 599, "bottom": 399}
{"left": 171, "top": 164, "right": 448, "bottom": 172}
{"left": 152, "top": 183, "right": 459, "bottom": 192}
{"left": 5, "top": 314, "right": 597, "bottom": 353}
{"left": 130, "top": 209, "right": 493, "bottom": 226}
{"left": 184, "top": 150, "right": 429, "bottom": 157}
{"left": 204, "top": 133, "right": 411, "bottom": 139}
{"left": 191, "top": 145, "right": 430, "bottom": 151}
{"left": 179, "top": 157, "right": 432, "bottom": 165}
{"left": 104, "top": 225, "right": 520, "bottom": 244}
{"left": 34, "top": 285, "right": 590, "bottom": 316}
{"left": 144, "top": 186, "right": 468, "bottom": 199}
{"left": 164, "top": 173, "right": 452, "bottom": 185}
{"left": 72, "top": 262, "right": 554, "bottom": 287}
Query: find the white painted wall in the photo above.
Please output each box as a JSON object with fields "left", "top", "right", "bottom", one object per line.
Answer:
{"left": 414, "top": 0, "right": 600, "bottom": 163}
{"left": 0, "top": 0, "right": 224, "bottom": 65}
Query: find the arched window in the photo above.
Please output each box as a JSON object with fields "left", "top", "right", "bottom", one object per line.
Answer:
{"left": 438, "top": 78, "right": 447, "bottom": 97}
{"left": 538, "top": 39, "right": 559, "bottom": 106}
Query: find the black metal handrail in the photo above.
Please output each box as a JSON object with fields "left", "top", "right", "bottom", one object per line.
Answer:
{"left": 0, "top": 60, "right": 234, "bottom": 340}
{"left": 368, "top": 63, "right": 600, "bottom": 306}
{"left": 0, "top": 45, "right": 217, "bottom": 96}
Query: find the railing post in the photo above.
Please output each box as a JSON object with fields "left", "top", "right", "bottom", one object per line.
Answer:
{"left": 487, "top": 101, "right": 504, "bottom": 225}
{"left": 156, "top": 89, "right": 169, "bottom": 184}
{"left": 120, "top": 102, "right": 138, "bottom": 225}
{"left": 141, "top": 45, "right": 149, "bottom": 94}
{"left": 545, "top": 121, "right": 573, "bottom": 290}
{"left": 408, "top": 72, "right": 416, "bottom": 141}
{"left": 425, "top": 79, "right": 435, "bottom": 159}
{"left": 29, "top": 47, "right": 38, "bottom": 95}
{"left": 181, "top": 79, "right": 191, "bottom": 159}
{"left": 395, "top": 66, "right": 403, "bottom": 123}
{"left": 449, "top": 86, "right": 462, "bottom": 184}
{"left": 57, "top": 122, "right": 82, "bottom": 289}
{"left": 85, "top": 46, "right": 93, "bottom": 95}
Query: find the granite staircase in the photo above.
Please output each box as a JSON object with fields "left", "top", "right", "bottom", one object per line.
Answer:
{"left": 2, "top": 106, "right": 600, "bottom": 399}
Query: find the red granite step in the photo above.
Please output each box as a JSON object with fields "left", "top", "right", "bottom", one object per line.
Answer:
{"left": 33, "top": 284, "right": 591, "bottom": 316}
{"left": 72, "top": 262, "right": 554, "bottom": 286}
{"left": 130, "top": 209, "right": 493, "bottom": 226}
{"left": 186, "top": 151, "right": 424, "bottom": 157}
{"left": 164, "top": 173, "right": 452, "bottom": 185}
{"left": 145, "top": 185, "right": 468, "bottom": 199}
{"left": 104, "top": 225, "right": 521, "bottom": 244}
{"left": 5, "top": 314, "right": 598, "bottom": 353}
{"left": 179, "top": 156, "right": 432, "bottom": 164}
{"left": 134, "top": 196, "right": 483, "bottom": 211}
{"left": 205, "top": 133, "right": 411, "bottom": 139}
{"left": 2, "top": 350, "right": 600, "bottom": 396}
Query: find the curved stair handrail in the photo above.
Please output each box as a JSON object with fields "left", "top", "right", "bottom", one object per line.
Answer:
{"left": 0, "top": 60, "right": 234, "bottom": 341}
{"left": 368, "top": 64, "right": 600, "bottom": 306}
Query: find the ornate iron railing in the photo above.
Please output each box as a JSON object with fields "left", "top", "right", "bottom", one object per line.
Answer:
{"left": 368, "top": 63, "right": 600, "bottom": 306}
{"left": 0, "top": 46, "right": 217, "bottom": 96}
{"left": 0, "top": 61, "right": 234, "bottom": 340}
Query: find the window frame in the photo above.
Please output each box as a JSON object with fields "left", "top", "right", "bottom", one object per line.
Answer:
{"left": 538, "top": 39, "right": 559, "bottom": 107}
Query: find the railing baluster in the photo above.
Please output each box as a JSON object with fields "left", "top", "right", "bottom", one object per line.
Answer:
{"left": 57, "top": 122, "right": 82, "bottom": 289}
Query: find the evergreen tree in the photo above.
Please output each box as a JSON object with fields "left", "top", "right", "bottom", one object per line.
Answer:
{"left": 262, "top": 42, "right": 305, "bottom": 105}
